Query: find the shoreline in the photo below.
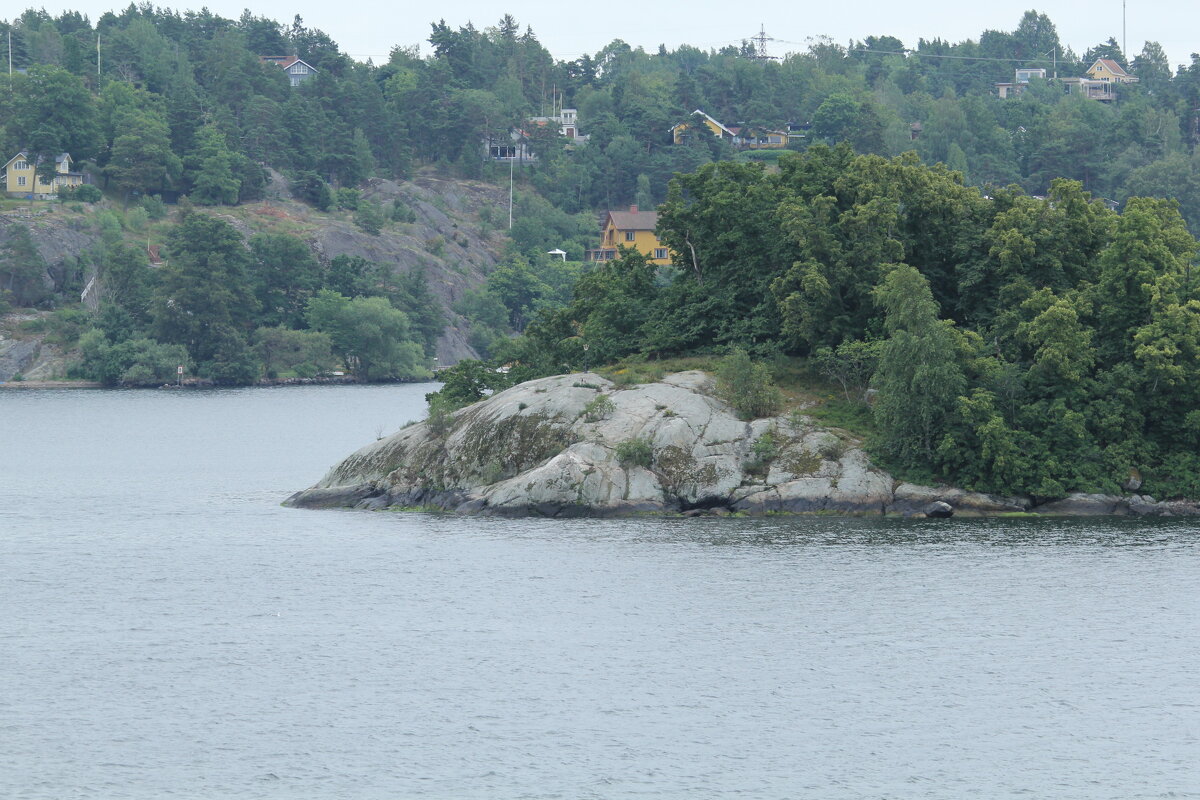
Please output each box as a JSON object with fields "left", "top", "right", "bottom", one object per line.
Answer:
{"left": 0, "top": 376, "right": 438, "bottom": 390}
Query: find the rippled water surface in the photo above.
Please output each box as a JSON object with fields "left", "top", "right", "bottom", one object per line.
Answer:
{"left": 2, "top": 385, "right": 1198, "bottom": 798}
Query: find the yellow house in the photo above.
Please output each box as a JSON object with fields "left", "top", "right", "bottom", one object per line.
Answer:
{"left": 671, "top": 110, "right": 736, "bottom": 145}
{"left": 672, "top": 111, "right": 787, "bottom": 149}
{"left": 1087, "top": 58, "right": 1138, "bottom": 85}
{"left": 586, "top": 205, "right": 671, "bottom": 265}
{"left": 4, "top": 152, "right": 85, "bottom": 199}
{"left": 732, "top": 125, "right": 789, "bottom": 149}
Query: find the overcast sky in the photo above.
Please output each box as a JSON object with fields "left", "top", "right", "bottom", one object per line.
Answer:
{"left": 24, "top": 1, "right": 1200, "bottom": 71}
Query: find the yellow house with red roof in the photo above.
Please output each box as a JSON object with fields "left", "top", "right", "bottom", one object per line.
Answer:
{"left": 1087, "top": 58, "right": 1138, "bottom": 85}
{"left": 586, "top": 205, "right": 671, "bottom": 265}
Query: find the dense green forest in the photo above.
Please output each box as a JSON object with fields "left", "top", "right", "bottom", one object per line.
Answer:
{"left": 2, "top": 7, "right": 1200, "bottom": 222}
{"left": 3, "top": 6, "right": 1200, "bottom": 499}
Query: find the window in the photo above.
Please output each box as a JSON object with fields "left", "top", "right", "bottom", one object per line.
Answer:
{"left": 291, "top": 63, "right": 308, "bottom": 74}
{"left": 17, "top": 176, "right": 26, "bottom": 186}
{"left": 14, "top": 160, "right": 27, "bottom": 170}
{"left": 654, "top": 248, "right": 668, "bottom": 260}
{"left": 39, "top": 175, "right": 51, "bottom": 185}
{"left": 625, "top": 231, "right": 636, "bottom": 242}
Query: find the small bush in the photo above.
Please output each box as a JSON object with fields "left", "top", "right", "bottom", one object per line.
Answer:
{"left": 818, "top": 436, "right": 847, "bottom": 461}
{"left": 60, "top": 184, "right": 102, "bottom": 203}
{"left": 424, "top": 235, "right": 446, "bottom": 256}
{"left": 290, "top": 171, "right": 333, "bottom": 211}
{"left": 391, "top": 199, "right": 416, "bottom": 223}
{"left": 125, "top": 207, "right": 149, "bottom": 232}
{"left": 615, "top": 438, "right": 654, "bottom": 469}
{"left": 582, "top": 394, "right": 615, "bottom": 422}
{"left": 94, "top": 209, "right": 123, "bottom": 241}
{"left": 752, "top": 430, "right": 779, "bottom": 461}
{"left": 140, "top": 195, "right": 167, "bottom": 220}
{"left": 744, "top": 430, "right": 779, "bottom": 476}
{"left": 336, "top": 187, "right": 361, "bottom": 210}
{"left": 353, "top": 200, "right": 385, "bottom": 235}
{"left": 715, "top": 348, "right": 783, "bottom": 420}
{"left": 426, "top": 393, "right": 456, "bottom": 435}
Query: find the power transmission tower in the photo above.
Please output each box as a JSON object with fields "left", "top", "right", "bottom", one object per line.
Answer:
{"left": 750, "top": 25, "right": 777, "bottom": 61}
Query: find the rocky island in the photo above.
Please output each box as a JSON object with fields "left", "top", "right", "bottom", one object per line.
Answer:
{"left": 285, "top": 371, "right": 1199, "bottom": 518}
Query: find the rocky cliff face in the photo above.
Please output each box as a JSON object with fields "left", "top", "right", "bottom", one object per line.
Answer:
{"left": 288, "top": 370, "right": 1186, "bottom": 518}
{"left": 261, "top": 173, "right": 509, "bottom": 364}
{"left": 0, "top": 171, "right": 508, "bottom": 371}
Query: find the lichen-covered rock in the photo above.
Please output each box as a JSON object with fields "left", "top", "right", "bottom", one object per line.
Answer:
{"left": 1031, "top": 492, "right": 1200, "bottom": 517}
{"left": 1033, "top": 493, "right": 1129, "bottom": 516}
{"left": 285, "top": 371, "right": 1199, "bottom": 518}
{"left": 888, "top": 484, "right": 1030, "bottom": 516}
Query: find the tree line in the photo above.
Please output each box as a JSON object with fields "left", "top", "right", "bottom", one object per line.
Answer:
{"left": 3, "top": 8, "right": 1200, "bottom": 229}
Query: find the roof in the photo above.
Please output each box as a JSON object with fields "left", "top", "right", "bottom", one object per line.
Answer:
{"left": 4, "top": 151, "right": 73, "bottom": 169}
{"left": 607, "top": 210, "right": 658, "bottom": 231}
{"left": 1092, "top": 58, "right": 1130, "bottom": 77}
{"left": 260, "top": 55, "right": 317, "bottom": 72}
{"left": 671, "top": 110, "right": 736, "bottom": 139}
{"left": 735, "top": 125, "right": 788, "bottom": 137}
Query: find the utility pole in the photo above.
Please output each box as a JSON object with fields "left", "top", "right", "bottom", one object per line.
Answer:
{"left": 1122, "top": 0, "right": 1127, "bottom": 63}
{"left": 97, "top": 33, "right": 101, "bottom": 82}
{"left": 508, "top": 154, "right": 513, "bottom": 229}
{"left": 8, "top": 30, "right": 12, "bottom": 79}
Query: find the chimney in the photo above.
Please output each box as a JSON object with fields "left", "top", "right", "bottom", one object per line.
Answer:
{"left": 629, "top": 204, "right": 638, "bottom": 213}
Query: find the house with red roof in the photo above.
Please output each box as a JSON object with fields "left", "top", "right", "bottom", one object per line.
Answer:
{"left": 586, "top": 205, "right": 671, "bottom": 265}
{"left": 1087, "top": 58, "right": 1138, "bottom": 86}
